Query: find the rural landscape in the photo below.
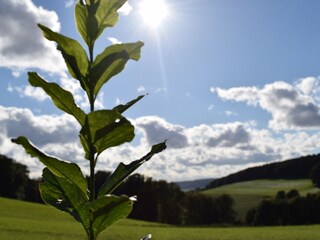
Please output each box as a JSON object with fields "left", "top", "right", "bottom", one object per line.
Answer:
{"left": 2, "top": 0, "right": 320, "bottom": 239}
{"left": 2, "top": 153, "right": 320, "bottom": 239}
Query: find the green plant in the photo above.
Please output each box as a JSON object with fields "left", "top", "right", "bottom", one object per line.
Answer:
{"left": 11, "top": 1, "right": 166, "bottom": 239}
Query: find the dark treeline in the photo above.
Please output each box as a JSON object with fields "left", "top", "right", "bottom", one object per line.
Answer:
{"left": 207, "top": 154, "right": 320, "bottom": 189}
{"left": 96, "top": 171, "right": 236, "bottom": 225}
{"left": 0, "top": 155, "right": 236, "bottom": 226}
{"left": 0, "top": 155, "right": 42, "bottom": 203}
{"left": 247, "top": 190, "right": 320, "bottom": 226}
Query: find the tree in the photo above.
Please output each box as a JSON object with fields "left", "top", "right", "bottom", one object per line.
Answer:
{"left": 310, "top": 163, "right": 320, "bottom": 187}
{"left": 276, "top": 190, "right": 286, "bottom": 200}
{"left": 0, "top": 155, "right": 29, "bottom": 200}
{"left": 286, "top": 189, "right": 300, "bottom": 199}
{"left": 215, "top": 194, "right": 236, "bottom": 223}
{"left": 246, "top": 190, "right": 320, "bottom": 226}
{"left": 11, "top": 1, "right": 166, "bottom": 240}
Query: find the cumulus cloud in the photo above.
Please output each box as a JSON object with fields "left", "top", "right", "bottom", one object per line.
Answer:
{"left": 211, "top": 86, "right": 259, "bottom": 106}
{"left": 118, "top": 1, "right": 133, "bottom": 15}
{"left": 212, "top": 77, "right": 320, "bottom": 130}
{"left": 0, "top": 106, "right": 83, "bottom": 177}
{"left": 0, "top": 0, "right": 65, "bottom": 74}
{"left": 0, "top": 106, "right": 79, "bottom": 147}
{"left": 135, "top": 116, "right": 189, "bottom": 149}
{"left": 8, "top": 85, "right": 48, "bottom": 101}
{"left": 7, "top": 74, "right": 104, "bottom": 111}
{"left": 296, "top": 77, "right": 318, "bottom": 95}
{"left": 0, "top": 0, "right": 106, "bottom": 108}
{"left": 1, "top": 105, "right": 320, "bottom": 181}
{"left": 131, "top": 116, "right": 320, "bottom": 180}
{"left": 206, "top": 123, "right": 250, "bottom": 147}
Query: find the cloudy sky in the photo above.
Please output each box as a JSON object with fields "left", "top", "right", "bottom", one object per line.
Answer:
{"left": 1, "top": 0, "right": 320, "bottom": 181}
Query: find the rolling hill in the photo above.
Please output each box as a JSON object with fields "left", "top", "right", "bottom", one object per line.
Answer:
{"left": 203, "top": 179, "right": 319, "bottom": 222}
{"left": 206, "top": 154, "right": 320, "bottom": 189}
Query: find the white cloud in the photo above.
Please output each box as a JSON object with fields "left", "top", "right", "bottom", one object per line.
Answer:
{"left": 12, "top": 69, "right": 23, "bottom": 78}
{"left": 0, "top": 0, "right": 65, "bottom": 74}
{"left": 115, "top": 97, "right": 123, "bottom": 106}
{"left": 225, "top": 110, "right": 238, "bottom": 116}
{"left": 59, "top": 75, "right": 90, "bottom": 108}
{"left": 108, "top": 37, "right": 123, "bottom": 45}
{"left": 0, "top": 106, "right": 79, "bottom": 146}
{"left": 1, "top": 106, "right": 320, "bottom": 181}
{"left": 155, "top": 87, "right": 167, "bottom": 93}
{"left": 7, "top": 73, "right": 106, "bottom": 113}
{"left": 9, "top": 85, "right": 48, "bottom": 101}
{"left": 295, "top": 77, "right": 317, "bottom": 95}
{"left": 118, "top": 1, "right": 133, "bottom": 15}
{"left": 137, "top": 85, "right": 147, "bottom": 93}
{"left": 212, "top": 78, "right": 320, "bottom": 131}
{"left": 212, "top": 86, "right": 259, "bottom": 106}
{"left": 135, "top": 116, "right": 189, "bottom": 149}
{"left": 65, "top": 0, "right": 75, "bottom": 8}
{"left": 132, "top": 116, "right": 320, "bottom": 180}
{"left": 206, "top": 122, "right": 250, "bottom": 147}
{"left": 0, "top": 106, "right": 82, "bottom": 177}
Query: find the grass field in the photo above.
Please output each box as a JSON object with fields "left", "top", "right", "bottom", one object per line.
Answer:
{"left": 1, "top": 197, "right": 320, "bottom": 240}
{"left": 202, "top": 179, "right": 319, "bottom": 221}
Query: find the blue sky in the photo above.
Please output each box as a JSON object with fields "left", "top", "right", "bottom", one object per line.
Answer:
{"left": 1, "top": 0, "right": 320, "bottom": 181}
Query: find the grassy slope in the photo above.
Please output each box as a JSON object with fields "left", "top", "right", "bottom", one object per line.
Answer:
{"left": 2, "top": 197, "right": 320, "bottom": 240}
{"left": 202, "top": 179, "right": 319, "bottom": 222}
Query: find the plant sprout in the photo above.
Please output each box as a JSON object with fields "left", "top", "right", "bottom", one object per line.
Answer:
{"left": 12, "top": 1, "right": 166, "bottom": 239}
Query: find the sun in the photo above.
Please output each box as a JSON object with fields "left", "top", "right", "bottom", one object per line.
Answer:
{"left": 139, "top": 0, "right": 169, "bottom": 28}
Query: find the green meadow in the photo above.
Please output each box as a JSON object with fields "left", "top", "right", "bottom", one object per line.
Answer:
{"left": 1, "top": 197, "right": 320, "bottom": 240}
{"left": 202, "top": 179, "right": 319, "bottom": 221}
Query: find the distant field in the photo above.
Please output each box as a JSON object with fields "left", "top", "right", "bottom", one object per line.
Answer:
{"left": 2, "top": 197, "right": 320, "bottom": 240}
{"left": 202, "top": 179, "right": 319, "bottom": 221}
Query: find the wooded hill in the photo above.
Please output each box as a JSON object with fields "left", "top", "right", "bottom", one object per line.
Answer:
{"left": 0, "top": 154, "right": 236, "bottom": 226}
{"left": 206, "top": 154, "right": 320, "bottom": 189}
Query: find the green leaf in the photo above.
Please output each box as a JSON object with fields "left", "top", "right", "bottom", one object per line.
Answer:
{"left": 98, "top": 141, "right": 167, "bottom": 196}
{"left": 28, "top": 72, "right": 86, "bottom": 125}
{"left": 40, "top": 168, "right": 91, "bottom": 234}
{"left": 113, "top": 95, "right": 145, "bottom": 114}
{"left": 80, "top": 110, "right": 134, "bottom": 158}
{"left": 79, "top": 133, "right": 91, "bottom": 160}
{"left": 75, "top": 1, "right": 91, "bottom": 47}
{"left": 88, "top": 195, "right": 133, "bottom": 238}
{"left": 12, "top": 136, "right": 88, "bottom": 194}
{"left": 91, "top": 42, "right": 144, "bottom": 98}
{"left": 75, "top": 0, "right": 127, "bottom": 47}
{"left": 38, "top": 24, "right": 89, "bottom": 91}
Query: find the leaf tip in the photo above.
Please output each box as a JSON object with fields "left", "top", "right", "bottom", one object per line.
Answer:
{"left": 138, "top": 41, "right": 145, "bottom": 47}
{"left": 11, "top": 136, "right": 23, "bottom": 143}
{"left": 37, "top": 23, "right": 44, "bottom": 29}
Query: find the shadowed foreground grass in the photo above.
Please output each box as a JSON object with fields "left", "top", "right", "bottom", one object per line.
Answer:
{"left": 1, "top": 197, "right": 320, "bottom": 240}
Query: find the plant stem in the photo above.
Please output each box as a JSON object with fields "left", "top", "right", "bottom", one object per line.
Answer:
{"left": 88, "top": 42, "right": 96, "bottom": 240}
{"left": 89, "top": 43, "right": 94, "bottom": 65}
{"left": 88, "top": 42, "right": 95, "bottom": 202}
